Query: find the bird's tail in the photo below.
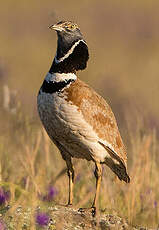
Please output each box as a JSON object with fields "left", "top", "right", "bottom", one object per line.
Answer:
{"left": 104, "top": 157, "right": 130, "bottom": 183}
{"left": 98, "top": 141, "right": 130, "bottom": 183}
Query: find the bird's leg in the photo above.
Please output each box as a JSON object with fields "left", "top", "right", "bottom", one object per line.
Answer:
{"left": 78, "top": 162, "right": 102, "bottom": 217}
{"left": 91, "top": 162, "right": 102, "bottom": 216}
{"left": 65, "top": 158, "right": 74, "bottom": 206}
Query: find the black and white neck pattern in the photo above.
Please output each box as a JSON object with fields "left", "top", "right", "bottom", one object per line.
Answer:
{"left": 40, "top": 72, "right": 77, "bottom": 94}
{"left": 40, "top": 38, "right": 89, "bottom": 94}
{"left": 49, "top": 39, "right": 89, "bottom": 74}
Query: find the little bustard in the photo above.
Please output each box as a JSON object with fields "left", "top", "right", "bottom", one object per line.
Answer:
{"left": 37, "top": 21, "right": 130, "bottom": 216}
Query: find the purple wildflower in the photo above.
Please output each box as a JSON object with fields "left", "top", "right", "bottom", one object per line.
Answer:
{"left": 154, "top": 201, "right": 157, "bottom": 208}
{"left": 75, "top": 173, "right": 81, "bottom": 182}
{"left": 42, "top": 186, "right": 57, "bottom": 202}
{"left": 0, "top": 220, "right": 7, "bottom": 230}
{"left": 0, "top": 188, "right": 10, "bottom": 206}
{"left": 36, "top": 212, "right": 49, "bottom": 226}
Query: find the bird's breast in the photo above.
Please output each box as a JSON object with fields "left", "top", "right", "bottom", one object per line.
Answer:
{"left": 37, "top": 89, "right": 108, "bottom": 162}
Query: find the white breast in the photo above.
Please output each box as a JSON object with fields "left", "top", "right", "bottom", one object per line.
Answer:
{"left": 37, "top": 88, "right": 110, "bottom": 162}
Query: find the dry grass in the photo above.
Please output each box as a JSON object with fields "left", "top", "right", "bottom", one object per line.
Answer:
{"left": 0, "top": 87, "right": 158, "bottom": 229}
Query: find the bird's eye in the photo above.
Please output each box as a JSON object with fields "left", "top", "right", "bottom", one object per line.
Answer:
{"left": 66, "top": 24, "right": 76, "bottom": 30}
{"left": 70, "top": 25, "right": 75, "bottom": 29}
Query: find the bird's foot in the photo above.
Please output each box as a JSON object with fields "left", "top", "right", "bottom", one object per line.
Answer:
{"left": 78, "top": 206, "right": 96, "bottom": 217}
{"left": 65, "top": 203, "right": 73, "bottom": 207}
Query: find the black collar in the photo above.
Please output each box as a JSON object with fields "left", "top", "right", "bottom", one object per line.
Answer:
{"left": 40, "top": 78, "right": 75, "bottom": 94}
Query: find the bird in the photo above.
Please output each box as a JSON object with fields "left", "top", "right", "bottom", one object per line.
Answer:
{"left": 37, "top": 21, "right": 130, "bottom": 216}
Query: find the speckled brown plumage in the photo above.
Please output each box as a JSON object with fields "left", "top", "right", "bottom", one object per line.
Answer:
{"left": 64, "top": 78, "right": 127, "bottom": 165}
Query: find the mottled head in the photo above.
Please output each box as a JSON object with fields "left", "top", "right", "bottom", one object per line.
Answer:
{"left": 49, "top": 21, "right": 81, "bottom": 34}
{"left": 49, "top": 21, "right": 89, "bottom": 74}
{"left": 49, "top": 21, "right": 83, "bottom": 43}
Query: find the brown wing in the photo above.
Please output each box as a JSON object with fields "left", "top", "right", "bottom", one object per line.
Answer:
{"left": 65, "top": 78, "right": 127, "bottom": 166}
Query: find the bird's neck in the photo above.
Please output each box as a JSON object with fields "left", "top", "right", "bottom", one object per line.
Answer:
{"left": 49, "top": 39, "right": 89, "bottom": 74}
{"left": 40, "top": 72, "right": 77, "bottom": 94}
{"left": 40, "top": 39, "right": 89, "bottom": 94}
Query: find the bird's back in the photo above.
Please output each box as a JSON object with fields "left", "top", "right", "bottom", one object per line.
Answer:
{"left": 64, "top": 78, "right": 128, "bottom": 165}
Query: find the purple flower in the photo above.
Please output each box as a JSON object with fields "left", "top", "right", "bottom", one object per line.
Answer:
{"left": 42, "top": 186, "right": 57, "bottom": 202}
{"left": 48, "top": 187, "right": 57, "bottom": 199}
{"left": 0, "top": 188, "right": 10, "bottom": 206}
{"left": 36, "top": 212, "right": 49, "bottom": 226}
{"left": 0, "top": 220, "right": 7, "bottom": 230}
{"left": 154, "top": 201, "right": 157, "bottom": 208}
{"left": 75, "top": 173, "right": 81, "bottom": 182}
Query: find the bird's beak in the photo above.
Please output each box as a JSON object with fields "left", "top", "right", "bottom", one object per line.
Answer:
{"left": 48, "top": 24, "right": 64, "bottom": 32}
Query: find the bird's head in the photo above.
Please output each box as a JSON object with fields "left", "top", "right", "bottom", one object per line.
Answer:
{"left": 49, "top": 21, "right": 89, "bottom": 73}
{"left": 49, "top": 21, "right": 83, "bottom": 42}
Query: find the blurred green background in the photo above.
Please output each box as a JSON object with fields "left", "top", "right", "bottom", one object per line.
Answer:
{"left": 0, "top": 0, "right": 159, "bottom": 228}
